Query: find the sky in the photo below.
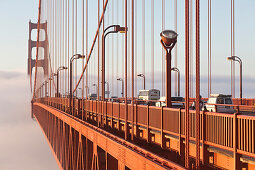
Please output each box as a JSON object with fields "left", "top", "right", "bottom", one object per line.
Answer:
{"left": 0, "top": 0, "right": 58, "bottom": 169}
{"left": 0, "top": 0, "right": 254, "bottom": 169}
{"left": 41, "top": 0, "right": 255, "bottom": 98}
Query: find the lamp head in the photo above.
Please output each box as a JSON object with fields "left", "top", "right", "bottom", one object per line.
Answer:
{"left": 115, "top": 25, "right": 127, "bottom": 33}
{"left": 137, "top": 74, "right": 144, "bottom": 77}
{"left": 160, "top": 30, "right": 178, "bottom": 46}
{"left": 77, "top": 54, "right": 85, "bottom": 59}
{"left": 227, "top": 57, "right": 234, "bottom": 60}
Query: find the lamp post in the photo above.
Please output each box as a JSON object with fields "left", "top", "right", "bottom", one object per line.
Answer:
{"left": 44, "top": 80, "right": 48, "bottom": 98}
{"left": 102, "top": 25, "right": 127, "bottom": 101}
{"left": 48, "top": 77, "right": 53, "bottom": 105}
{"left": 52, "top": 73, "right": 57, "bottom": 97}
{"left": 160, "top": 30, "right": 178, "bottom": 107}
{"left": 69, "top": 54, "right": 85, "bottom": 114}
{"left": 57, "top": 66, "right": 68, "bottom": 97}
{"left": 117, "top": 78, "right": 124, "bottom": 98}
{"left": 85, "top": 86, "right": 90, "bottom": 98}
{"left": 227, "top": 56, "right": 243, "bottom": 104}
{"left": 171, "top": 67, "right": 180, "bottom": 97}
{"left": 104, "top": 81, "right": 110, "bottom": 99}
{"left": 92, "top": 84, "right": 98, "bottom": 96}
{"left": 137, "top": 73, "right": 145, "bottom": 90}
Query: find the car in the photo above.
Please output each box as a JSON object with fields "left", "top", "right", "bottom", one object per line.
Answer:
{"left": 205, "top": 94, "right": 235, "bottom": 113}
{"left": 88, "top": 93, "right": 97, "bottom": 100}
{"left": 109, "top": 96, "right": 120, "bottom": 102}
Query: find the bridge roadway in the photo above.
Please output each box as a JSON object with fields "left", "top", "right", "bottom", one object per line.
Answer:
{"left": 33, "top": 97, "right": 255, "bottom": 169}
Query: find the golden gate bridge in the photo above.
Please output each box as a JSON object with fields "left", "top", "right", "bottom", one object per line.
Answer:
{"left": 28, "top": 0, "right": 255, "bottom": 169}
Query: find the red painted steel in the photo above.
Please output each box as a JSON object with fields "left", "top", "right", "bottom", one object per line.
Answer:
{"left": 33, "top": 95, "right": 255, "bottom": 169}
{"left": 34, "top": 102, "right": 185, "bottom": 170}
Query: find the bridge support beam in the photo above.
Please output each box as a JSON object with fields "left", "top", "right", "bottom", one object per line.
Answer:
{"left": 33, "top": 102, "right": 185, "bottom": 170}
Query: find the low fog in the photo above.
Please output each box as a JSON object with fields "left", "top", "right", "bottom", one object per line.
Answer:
{"left": 0, "top": 70, "right": 58, "bottom": 170}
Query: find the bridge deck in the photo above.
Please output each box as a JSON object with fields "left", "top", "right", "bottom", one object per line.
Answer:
{"left": 33, "top": 97, "right": 255, "bottom": 169}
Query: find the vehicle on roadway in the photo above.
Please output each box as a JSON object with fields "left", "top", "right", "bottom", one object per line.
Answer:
{"left": 88, "top": 93, "right": 97, "bottom": 100}
{"left": 204, "top": 94, "right": 235, "bottom": 113}
{"left": 155, "top": 96, "right": 185, "bottom": 108}
{"left": 137, "top": 89, "right": 160, "bottom": 106}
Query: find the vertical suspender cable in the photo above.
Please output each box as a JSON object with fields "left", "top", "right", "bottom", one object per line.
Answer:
{"left": 195, "top": 0, "right": 200, "bottom": 168}
{"left": 116, "top": 0, "right": 119, "bottom": 97}
{"left": 210, "top": 0, "right": 212, "bottom": 96}
{"left": 231, "top": 0, "right": 235, "bottom": 98}
{"left": 63, "top": 0, "right": 65, "bottom": 98}
{"left": 72, "top": 0, "right": 109, "bottom": 94}
{"left": 131, "top": 0, "right": 134, "bottom": 141}
{"left": 75, "top": 0, "right": 77, "bottom": 97}
{"left": 122, "top": 0, "right": 125, "bottom": 97}
{"left": 107, "top": 1, "right": 109, "bottom": 96}
{"left": 162, "top": 0, "right": 165, "bottom": 96}
{"left": 72, "top": 0, "right": 74, "bottom": 96}
{"left": 82, "top": 0, "right": 85, "bottom": 115}
{"left": 142, "top": 0, "right": 145, "bottom": 89}
{"left": 207, "top": 0, "right": 211, "bottom": 97}
{"left": 86, "top": 0, "right": 88, "bottom": 99}
{"left": 174, "top": 0, "right": 178, "bottom": 96}
{"left": 134, "top": 0, "right": 137, "bottom": 97}
{"left": 151, "top": 0, "right": 154, "bottom": 89}
{"left": 125, "top": 0, "right": 128, "bottom": 140}
{"left": 68, "top": 0, "right": 70, "bottom": 97}
{"left": 102, "top": 0, "right": 105, "bottom": 123}
{"left": 98, "top": 0, "right": 100, "bottom": 127}
{"left": 185, "top": 0, "right": 190, "bottom": 168}
{"left": 112, "top": 0, "right": 115, "bottom": 96}
{"left": 190, "top": 0, "right": 193, "bottom": 98}
{"left": 65, "top": 0, "right": 68, "bottom": 99}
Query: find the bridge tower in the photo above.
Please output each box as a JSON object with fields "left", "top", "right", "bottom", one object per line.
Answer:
{"left": 28, "top": 21, "right": 48, "bottom": 77}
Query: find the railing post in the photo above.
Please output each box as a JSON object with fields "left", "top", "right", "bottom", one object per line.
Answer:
{"left": 233, "top": 112, "right": 241, "bottom": 170}
{"left": 161, "top": 106, "right": 164, "bottom": 149}
{"left": 201, "top": 110, "right": 209, "bottom": 164}
{"left": 111, "top": 101, "right": 113, "bottom": 129}
{"left": 118, "top": 102, "right": 120, "bottom": 131}
{"left": 105, "top": 101, "right": 108, "bottom": 127}
{"left": 147, "top": 105, "right": 150, "bottom": 143}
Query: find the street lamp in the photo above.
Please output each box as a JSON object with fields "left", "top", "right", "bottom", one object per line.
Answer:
{"left": 102, "top": 25, "right": 127, "bottom": 101}
{"left": 137, "top": 73, "right": 145, "bottom": 90}
{"left": 104, "top": 81, "right": 110, "bottom": 99}
{"left": 117, "top": 78, "right": 124, "bottom": 98}
{"left": 227, "top": 56, "right": 243, "bottom": 104}
{"left": 43, "top": 80, "right": 48, "bottom": 98}
{"left": 57, "top": 66, "right": 68, "bottom": 97}
{"left": 92, "top": 84, "right": 98, "bottom": 95}
{"left": 160, "top": 30, "right": 178, "bottom": 107}
{"left": 85, "top": 86, "right": 90, "bottom": 98}
{"left": 171, "top": 67, "right": 180, "bottom": 97}
{"left": 69, "top": 54, "right": 85, "bottom": 114}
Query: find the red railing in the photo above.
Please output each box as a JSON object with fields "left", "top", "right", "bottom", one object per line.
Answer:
{"left": 35, "top": 97, "right": 255, "bottom": 160}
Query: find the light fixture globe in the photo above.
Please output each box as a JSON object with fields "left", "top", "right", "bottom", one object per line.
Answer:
{"left": 160, "top": 30, "right": 178, "bottom": 46}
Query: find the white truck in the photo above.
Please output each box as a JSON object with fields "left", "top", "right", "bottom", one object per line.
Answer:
{"left": 205, "top": 94, "right": 235, "bottom": 113}
{"left": 137, "top": 89, "right": 160, "bottom": 105}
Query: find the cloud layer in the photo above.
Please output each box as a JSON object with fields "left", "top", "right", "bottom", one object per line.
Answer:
{"left": 0, "top": 71, "right": 58, "bottom": 170}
